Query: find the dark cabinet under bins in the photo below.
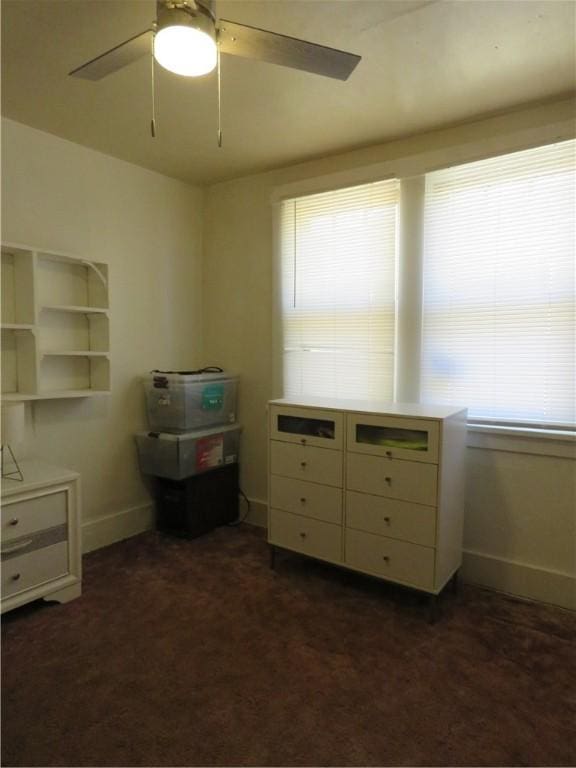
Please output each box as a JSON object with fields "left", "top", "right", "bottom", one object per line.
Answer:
{"left": 153, "top": 463, "right": 239, "bottom": 538}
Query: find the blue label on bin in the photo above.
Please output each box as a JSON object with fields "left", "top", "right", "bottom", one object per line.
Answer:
{"left": 202, "top": 383, "right": 224, "bottom": 410}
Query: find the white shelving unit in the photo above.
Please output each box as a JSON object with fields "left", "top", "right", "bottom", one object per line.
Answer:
{"left": 1, "top": 242, "right": 110, "bottom": 401}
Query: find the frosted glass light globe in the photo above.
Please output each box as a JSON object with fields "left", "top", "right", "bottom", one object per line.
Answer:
{"left": 154, "top": 25, "right": 217, "bottom": 77}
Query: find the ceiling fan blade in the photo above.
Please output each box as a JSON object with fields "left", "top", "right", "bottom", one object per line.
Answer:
{"left": 69, "top": 29, "right": 153, "bottom": 81}
{"left": 217, "top": 20, "right": 360, "bottom": 81}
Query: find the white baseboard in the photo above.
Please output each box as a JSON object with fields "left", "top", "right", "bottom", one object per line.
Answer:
{"left": 462, "top": 549, "right": 575, "bottom": 611}
{"left": 82, "top": 502, "right": 154, "bottom": 554}
{"left": 244, "top": 498, "right": 267, "bottom": 528}
{"left": 81, "top": 496, "right": 265, "bottom": 553}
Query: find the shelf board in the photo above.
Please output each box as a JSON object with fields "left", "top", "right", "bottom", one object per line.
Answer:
{"left": 1, "top": 390, "right": 111, "bottom": 402}
{"left": 38, "top": 389, "right": 111, "bottom": 399}
{"left": 42, "top": 350, "right": 109, "bottom": 358}
{"left": 1, "top": 323, "right": 34, "bottom": 330}
{"left": 41, "top": 304, "right": 108, "bottom": 315}
{"left": 1, "top": 392, "right": 38, "bottom": 402}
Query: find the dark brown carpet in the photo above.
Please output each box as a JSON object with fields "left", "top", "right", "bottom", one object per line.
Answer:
{"left": 2, "top": 524, "right": 575, "bottom": 767}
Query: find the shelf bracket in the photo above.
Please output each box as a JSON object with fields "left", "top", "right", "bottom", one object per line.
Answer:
{"left": 81, "top": 261, "right": 108, "bottom": 287}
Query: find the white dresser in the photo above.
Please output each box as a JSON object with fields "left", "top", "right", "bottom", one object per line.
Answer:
{"left": 268, "top": 398, "right": 467, "bottom": 610}
{"left": 1, "top": 461, "right": 82, "bottom": 613}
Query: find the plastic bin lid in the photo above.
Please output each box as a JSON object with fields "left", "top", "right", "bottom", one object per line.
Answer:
{"left": 136, "top": 423, "right": 242, "bottom": 441}
{"left": 145, "top": 368, "right": 236, "bottom": 383}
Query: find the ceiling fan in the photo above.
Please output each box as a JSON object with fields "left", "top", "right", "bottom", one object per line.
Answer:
{"left": 69, "top": 0, "right": 361, "bottom": 144}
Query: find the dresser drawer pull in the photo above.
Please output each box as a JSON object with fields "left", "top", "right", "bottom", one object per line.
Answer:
{"left": 385, "top": 451, "right": 392, "bottom": 458}
{"left": 10, "top": 573, "right": 21, "bottom": 582}
{"left": 382, "top": 555, "right": 390, "bottom": 563}
{"left": 8, "top": 518, "right": 19, "bottom": 527}
{"left": 385, "top": 476, "right": 392, "bottom": 484}
{"left": 299, "top": 532, "right": 307, "bottom": 539}
{"left": 300, "top": 461, "right": 307, "bottom": 468}
{"left": 300, "top": 497, "right": 306, "bottom": 504}
{"left": 383, "top": 516, "right": 391, "bottom": 524}
{"left": 1, "top": 538, "right": 34, "bottom": 555}
{"left": 300, "top": 438, "right": 307, "bottom": 446}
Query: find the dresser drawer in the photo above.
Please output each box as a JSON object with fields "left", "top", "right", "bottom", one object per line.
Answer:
{"left": 347, "top": 453, "right": 437, "bottom": 506}
{"left": 346, "top": 491, "right": 436, "bottom": 547}
{"left": 347, "top": 413, "right": 439, "bottom": 464}
{"left": 270, "top": 476, "right": 342, "bottom": 524}
{"left": 345, "top": 529, "right": 435, "bottom": 591}
{"left": 270, "top": 441, "right": 343, "bottom": 487}
{"left": 1, "top": 541, "right": 68, "bottom": 599}
{"left": 270, "top": 508, "right": 342, "bottom": 564}
{"left": 270, "top": 405, "right": 343, "bottom": 450}
{"left": 1, "top": 488, "right": 68, "bottom": 542}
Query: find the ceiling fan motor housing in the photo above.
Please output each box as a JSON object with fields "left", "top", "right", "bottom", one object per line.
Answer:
{"left": 157, "top": 0, "right": 216, "bottom": 33}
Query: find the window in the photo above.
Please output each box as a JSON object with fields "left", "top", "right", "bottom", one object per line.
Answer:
{"left": 279, "top": 179, "right": 399, "bottom": 400}
{"left": 421, "top": 140, "right": 575, "bottom": 427}
{"left": 275, "top": 139, "right": 575, "bottom": 430}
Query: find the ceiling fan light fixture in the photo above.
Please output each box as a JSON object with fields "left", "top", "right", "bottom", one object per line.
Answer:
{"left": 154, "top": 3, "right": 217, "bottom": 77}
{"left": 154, "top": 25, "right": 216, "bottom": 76}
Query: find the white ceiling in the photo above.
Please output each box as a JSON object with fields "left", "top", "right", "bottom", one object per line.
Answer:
{"left": 2, "top": 0, "right": 575, "bottom": 185}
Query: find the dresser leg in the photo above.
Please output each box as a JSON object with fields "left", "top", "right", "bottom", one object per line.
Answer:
{"left": 270, "top": 544, "right": 276, "bottom": 570}
{"left": 450, "top": 570, "right": 460, "bottom": 595}
{"left": 43, "top": 583, "right": 82, "bottom": 605}
{"left": 428, "top": 594, "right": 440, "bottom": 624}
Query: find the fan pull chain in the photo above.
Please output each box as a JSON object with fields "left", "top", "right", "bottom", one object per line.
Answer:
{"left": 150, "top": 32, "right": 157, "bottom": 138}
{"left": 217, "top": 43, "right": 222, "bottom": 148}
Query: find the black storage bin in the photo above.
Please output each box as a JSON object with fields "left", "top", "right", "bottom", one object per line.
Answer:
{"left": 153, "top": 463, "right": 239, "bottom": 538}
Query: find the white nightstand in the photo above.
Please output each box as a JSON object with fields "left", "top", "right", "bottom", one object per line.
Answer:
{"left": 1, "top": 460, "right": 82, "bottom": 613}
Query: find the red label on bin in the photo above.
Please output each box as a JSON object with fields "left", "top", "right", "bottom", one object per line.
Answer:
{"left": 196, "top": 435, "right": 224, "bottom": 471}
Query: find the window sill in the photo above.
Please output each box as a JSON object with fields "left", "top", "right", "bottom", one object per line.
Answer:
{"left": 468, "top": 422, "right": 576, "bottom": 441}
{"left": 466, "top": 423, "right": 576, "bottom": 459}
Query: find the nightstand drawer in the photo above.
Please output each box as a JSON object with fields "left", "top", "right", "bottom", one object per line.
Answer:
{"left": 347, "top": 413, "right": 439, "bottom": 464}
{"left": 347, "top": 453, "right": 437, "bottom": 506}
{"left": 270, "top": 476, "right": 342, "bottom": 524}
{"left": 270, "top": 406, "right": 343, "bottom": 450}
{"left": 345, "top": 529, "right": 434, "bottom": 590}
{"left": 270, "top": 508, "right": 342, "bottom": 564}
{"left": 1, "top": 541, "right": 68, "bottom": 599}
{"left": 1, "top": 488, "right": 68, "bottom": 542}
{"left": 346, "top": 491, "right": 436, "bottom": 547}
{"left": 270, "top": 441, "right": 343, "bottom": 487}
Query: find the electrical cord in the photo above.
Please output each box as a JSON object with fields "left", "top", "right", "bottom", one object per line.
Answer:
{"left": 228, "top": 487, "right": 250, "bottom": 526}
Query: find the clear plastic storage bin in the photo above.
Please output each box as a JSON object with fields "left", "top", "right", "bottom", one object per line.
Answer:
{"left": 144, "top": 371, "right": 238, "bottom": 432}
{"left": 135, "top": 423, "right": 241, "bottom": 481}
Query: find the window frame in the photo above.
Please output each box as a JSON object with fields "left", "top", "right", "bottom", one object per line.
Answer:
{"left": 271, "top": 135, "right": 576, "bottom": 442}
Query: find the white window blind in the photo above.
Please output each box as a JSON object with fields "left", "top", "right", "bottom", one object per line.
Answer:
{"left": 421, "top": 139, "right": 576, "bottom": 426}
{"left": 280, "top": 179, "right": 399, "bottom": 400}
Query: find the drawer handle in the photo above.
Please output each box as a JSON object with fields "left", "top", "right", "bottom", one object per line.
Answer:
{"left": 382, "top": 556, "right": 390, "bottom": 563}
{"left": 299, "top": 531, "right": 307, "bottom": 539}
{"left": 10, "top": 573, "right": 21, "bottom": 582}
{"left": 1, "top": 538, "right": 33, "bottom": 555}
{"left": 385, "top": 451, "right": 392, "bottom": 458}
{"left": 383, "top": 516, "right": 391, "bottom": 524}
{"left": 385, "top": 476, "right": 392, "bottom": 484}
{"left": 300, "top": 461, "right": 307, "bottom": 468}
{"left": 300, "top": 438, "right": 307, "bottom": 445}
{"left": 8, "top": 518, "right": 19, "bottom": 526}
{"left": 300, "top": 497, "right": 306, "bottom": 504}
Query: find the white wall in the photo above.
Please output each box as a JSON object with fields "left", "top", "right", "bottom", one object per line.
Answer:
{"left": 203, "top": 97, "right": 576, "bottom": 610}
{"left": 2, "top": 118, "right": 204, "bottom": 550}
